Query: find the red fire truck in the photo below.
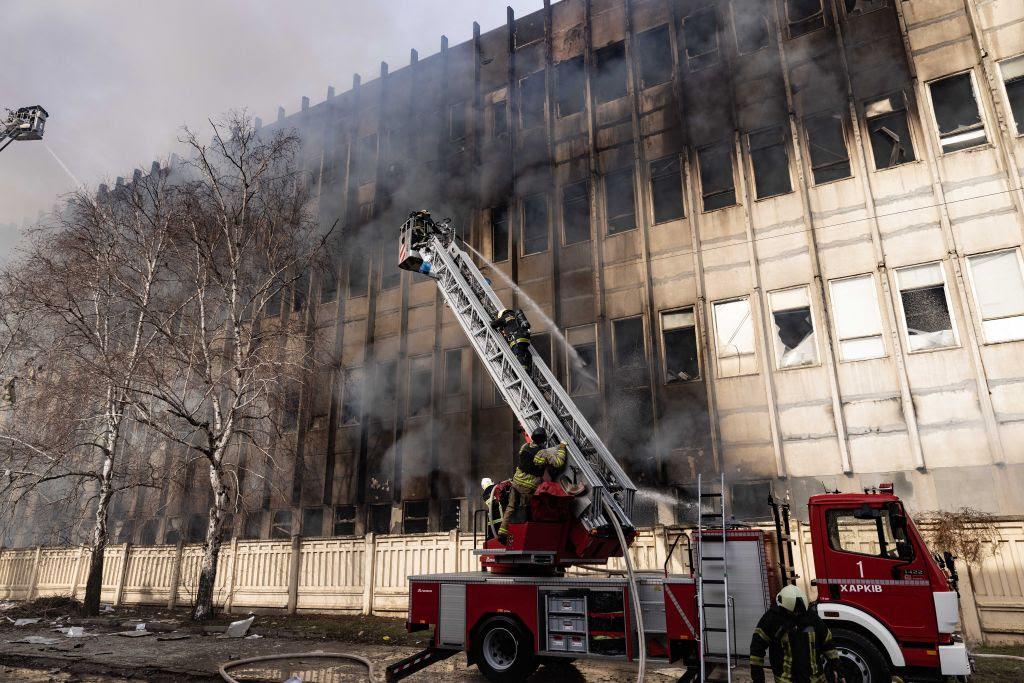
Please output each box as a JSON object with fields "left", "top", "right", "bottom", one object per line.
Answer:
{"left": 386, "top": 213, "right": 972, "bottom": 682}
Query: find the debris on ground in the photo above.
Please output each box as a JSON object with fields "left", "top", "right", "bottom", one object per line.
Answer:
{"left": 244, "top": 633, "right": 262, "bottom": 639}
{"left": 11, "top": 618, "right": 40, "bottom": 626}
{"left": 8, "top": 635, "right": 60, "bottom": 645}
{"left": 155, "top": 633, "right": 190, "bottom": 641}
{"left": 220, "top": 615, "right": 254, "bottom": 638}
{"left": 115, "top": 629, "right": 152, "bottom": 637}
{"left": 2, "top": 596, "right": 82, "bottom": 620}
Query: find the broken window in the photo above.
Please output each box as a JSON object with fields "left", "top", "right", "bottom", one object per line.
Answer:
{"left": 319, "top": 266, "right": 338, "bottom": 304}
{"left": 805, "top": 112, "right": 851, "bottom": 184}
{"left": 999, "top": 55, "right": 1024, "bottom": 136}
{"left": 271, "top": 510, "right": 293, "bottom": 539}
{"left": 769, "top": 287, "right": 818, "bottom": 369}
{"left": 613, "top": 316, "right": 647, "bottom": 370}
{"left": 380, "top": 249, "right": 401, "bottom": 290}
{"left": 829, "top": 275, "right": 885, "bottom": 361}
{"left": 491, "top": 204, "right": 509, "bottom": 262}
{"left": 408, "top": 355, "right": 433, "bottom": 417}
{"left": 347, "top": 250, "right": 368, "bottom": 298}
{"left": 403, "top": 500, "right": 430, "bottom": 534}
{"left": 593, "top": 41, "right": 628, "bottom": 103}
{"left": 698, "top": 142, "right": 736, "bottom": 211}
{"left": 844, "top": 0, "right": 888, "bottom": 17}
{"left": 650, "top": 155, "right": 685, "bottom": 223}
{"left": 302, "top": 507, "right": 324, "bottom": 537}
{"left": 357, "top": 133, "right": 377, "bottom": 182}
{"left": 605, "top": 167, "right": 636, "bottom": 234}
{"left": 368, "top": 504, "right": 391, "bottom": 535}
{"left": 713, "top": 298, "right": 756, "bottom": 377}
{"left": 341, "top": 367, "right": 363, "bottom": 425}
{"left": 522, "top": 193, "right": 549, "bottom": 254}
{"left": 786, "top": 0, "right": 825, "bottom": 38}
{"left": 895, "top": 263, "right": 957, "bottom": 351}
{"left": 637, "top": 25, "right": 673, "bottom": 88}
{"left": 662, "top": 308, "right": 700, "bottom": 382}
{"left": 556, "top": 57, "right": 586, "bottom": 117}
{"left": 749, "top": 126, "right": 793, "bottom": 198}
{"left": 966, "top": 249, "right": 1024, "bottom": 343}
{"left": 864, "top": 93, "right": 916, "bottom": 169}
{"left": 293, "top": 271, "right": 310, "bottom": 313}
{"left": 440, "top": 499, "right": 462, "bottom": 531}
{"left": 731, "top": 2, "right": 770, "bottom": 54}
{"left": 683, "top": 7, "right": 719, "bottom": 71}
{"left": 449, "top": 101, "right": 467, "bottom": 141}
{"left": 333, "top": 505, "right": 356, "bottom": 536}
{"left": 562, "top": 179, "right": 591, "bottom": 245}
{"left": 444, "top": 348, "right": 463, "bottom": 395}
{"left": 282, "top": 385, "right": 300, "bottom": 432}
{"left": 492, "top": 101, "right": 508, "bottom": 137}
{"left": 929, "top": 72, "right": 987, "bottom": 153}
{"left": 520, "top": 71, "right": 546, "bottom": 129}
{"left": 567, "top": 325, "right": 599, "bottom": 395}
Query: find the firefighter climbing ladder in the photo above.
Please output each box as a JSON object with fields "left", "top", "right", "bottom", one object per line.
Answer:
{"left": 696, "top": 472, "right": 732, "bottom": 683}
{"left": 410, "top": 223, "right": 636, "bottom": 532}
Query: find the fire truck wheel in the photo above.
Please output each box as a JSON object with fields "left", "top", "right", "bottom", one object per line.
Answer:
{"left": 472, "top": 615, "right": 538, "bottom": 682}
{"left": 830, "top": 628, "right": 890, "bottom": 683}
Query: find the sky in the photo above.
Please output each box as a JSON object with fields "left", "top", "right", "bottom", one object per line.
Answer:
{"left": 0, "top": 0, "right": 543, "bottom": 260}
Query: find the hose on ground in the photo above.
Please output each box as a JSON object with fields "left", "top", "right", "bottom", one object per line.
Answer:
{"left": 219, "top": 651, "right": 375, "bottom": 682}
{"left": 605, "top": 499, "right": 646, "bottom": 683}
{"left": 973, "top": 653, "right": 1024, "bottom": 662}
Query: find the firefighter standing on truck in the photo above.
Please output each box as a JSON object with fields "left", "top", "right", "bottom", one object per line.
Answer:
{"left": 491, "top": 308, "right": 533, "bottom": 374}
{"left": 497, "top": 427, "right": 567, "bottom": 543}
{"left": 750, "top": 585, "right": 845, "bottom": 683}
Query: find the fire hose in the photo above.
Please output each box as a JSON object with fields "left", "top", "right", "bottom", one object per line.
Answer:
{"left": 219, "top": 652, "right": 375, "bottom": 682}
{"left": 605, "top": 499, "right": 646, "bottom": 683}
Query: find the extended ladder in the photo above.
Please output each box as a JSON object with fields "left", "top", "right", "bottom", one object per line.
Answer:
{"left": 696, "top": 472, "right": 732, "bottom": 682}
{"left": 401, "top": 217, "right": 636, "bottom": 532}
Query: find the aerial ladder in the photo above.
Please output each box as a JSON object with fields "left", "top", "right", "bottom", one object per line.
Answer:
{"left": 1, "top": 106, "right": 48, "bottom": 154}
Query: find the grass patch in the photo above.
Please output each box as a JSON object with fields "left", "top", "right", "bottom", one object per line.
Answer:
{"left": 972, "top": 645, "right": 1024, "bottom": 682}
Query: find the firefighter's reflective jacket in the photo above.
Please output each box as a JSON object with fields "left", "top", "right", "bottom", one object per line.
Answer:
{"left": 511, "top": 442, "right": 567, "bottom": 490}
{"left": 749, "top": 605, "right": 840, "bottom": 683}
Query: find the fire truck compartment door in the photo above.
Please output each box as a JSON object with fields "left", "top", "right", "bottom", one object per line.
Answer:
{"left": 438, "top": 583, "right": 467, "bottom": 647}
{"left": 701, "top": 537, "right": 770, "bottom": 657}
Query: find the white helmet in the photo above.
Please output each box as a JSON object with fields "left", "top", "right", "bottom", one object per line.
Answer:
{"left": 481, "top": 477, "right": 494, "bottom": 490}
{"left": 777, "top": 584, "right": 809, "bottom": 613}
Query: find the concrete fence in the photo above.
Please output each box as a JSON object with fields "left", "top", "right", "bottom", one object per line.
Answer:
{"left": 2, "top": 521, "right": 1022, "bottom": 645}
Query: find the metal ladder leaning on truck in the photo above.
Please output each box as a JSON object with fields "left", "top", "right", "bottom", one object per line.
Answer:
{"left": 384, "top": 211, "right": 973, "bottom": 683}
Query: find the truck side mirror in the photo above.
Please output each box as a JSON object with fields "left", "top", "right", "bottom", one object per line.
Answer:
{"left": 854, "top": 505, "right": 881, "bottom": 520}
{"left": 896, "top": 541, "right": 913, "bottom": 562}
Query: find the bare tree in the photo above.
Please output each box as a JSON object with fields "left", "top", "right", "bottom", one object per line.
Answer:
{"left": 0, "top": 167, "right": 175, "bottom": 614}
{"left": 132, "top": 113, "right": 327, "bottom": 620}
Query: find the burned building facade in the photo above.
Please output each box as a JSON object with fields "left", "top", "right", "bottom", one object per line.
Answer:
{"left": 14, "top": 0, "right": 1024, "bottom": 547}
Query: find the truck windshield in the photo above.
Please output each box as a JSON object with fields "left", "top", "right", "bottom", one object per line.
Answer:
{"left": 826, "top": 508, "right": 912, "bottom": 560}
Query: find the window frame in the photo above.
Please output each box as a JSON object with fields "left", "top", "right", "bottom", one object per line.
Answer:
{"left": 402, "top": 499, "right": 430, "bottom": 534}
{"left": 444, "top": 348, "right": 464, "bottom": 396}
{"left": 711, "top": 296, "right": 758, "bottom": 378}
{"left": 604, "top": 166, "right": 637, "bottom": 235}
{"left": 697, "top": 141, "right": 738, "bottom": 213}
{"left": 893, "top": 261, "right": 960, "bottom": 353}
{"left": 997, "top": 54, "right": 1024, "bottom": 138}
{"left": 925, "top": 70, "right": 990, "bottom": 155}
{"left": 519, "top": 70, "right": 547, "bottom": 130}
{"left": 649, "top": 154, "right": 685, "bottom": 224}
{"left": 449, "top": 100, "right": 467, "bottom": 141}
{"left": 828, "top": 273, "right": 887, "bottom": 362}
{"left": 682, "top": 6, "right": 720, "bottom": 71}
{"left": 862, "top": 91, "right": 918, "bottom": 171}
{"left": 785, "top": 0, "right": 826, "bottom": 39}
{"left": 333, "top": 505, "right": 357, "bottom": 536}
{"left": 593, "top": 40, "right": 629, "bottom": 103}
{"left": 747, "top": 125, "right": 794, "bottom": 199}
{"left": 964, "top": 248, "right": 1024, "bottom": 344}
{"left": 407, "top": 354, "right": 434, "bottom": 418}
{"left": 636, "top": 24, "right": 674, "bottom": 89}
{"left": 521, "top": 192, "right": 550, "bottom": 256}
{"left": 566, "top": 324, "right": 600, "bottom": 396}
{"left": 491, "top": 204, "right": 510, "bottom": 263}
{"left": 825, "top": 507, "right": 914, "bottom": 561}
{"left": 555, "top": 56, "right": 586, "bottom": 118}
{"left": 841, "top": 0, "right": 889, "bottom": 18}
{"left": 803, "top": 110, "right": 853, "bottom": 185}
{"left": 561, "top": 178, "right": 591, "bottom": 246}
{"left": 660, "top": 306, "right": 701, "bottom": 384}
{"left": 340, "top": 366, "right": 363, "bottom": 426}
{"left": 611, "top": 315, "right": 648, "bottom": 372}
{"left": 767, "top": 286, "right": 820, "bottom": 370}
{"left": 730, "top": 1, "right": 771, "bottom": 56}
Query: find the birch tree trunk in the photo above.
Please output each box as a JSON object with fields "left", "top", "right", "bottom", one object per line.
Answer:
{"left": 192, "top": 458, "right": 229, "bottom": 620}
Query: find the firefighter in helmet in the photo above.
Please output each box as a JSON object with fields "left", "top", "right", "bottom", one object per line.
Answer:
{"left": 480, "top": 477, "right": 505, "bottom": 539}
{"left": 490, "top": 308, "right": 532, "bottom": 373}
{"left": 750, "top": 585, "right": 845, "bottom": 683}
{"left": 496, "top": 426, "right": 567, "bottom": 543}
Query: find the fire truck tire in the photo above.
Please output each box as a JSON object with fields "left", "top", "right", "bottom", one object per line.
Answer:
{"left": 830, "top": 628, "right": 891, "bottom": 683}
{"left": 471, "top": 615, "right": 538, "bottom": 682}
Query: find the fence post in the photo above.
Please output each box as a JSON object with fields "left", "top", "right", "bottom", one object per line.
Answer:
{"left": 167, "top": 539, "right": 184, "bottom": 610}
{"left": 26, "top": 546, "right": 42, "bottom": 601}
{"left": 449, "top": 530, "right": 459, "bottom": 572}
{"left": 287, "top": 534, "right": 302, "bottom": 615}
{"left": 362, "top": 533, "right": 376, "bottom": 616}
{"left": 957, "top": 567, "right": 985, "bottom": 645}
{"left": 69, "top": 545, "right": 85, "bottom": 600}
{"left": 224, "top": 536, "right": 239, "bottom": 614}
{"left": 114, "top": 543, "right": 132, "bottom": 606}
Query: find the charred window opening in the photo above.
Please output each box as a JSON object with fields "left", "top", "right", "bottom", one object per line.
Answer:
{"left": 896, "top": 263, "right": 957, "bottom": 352}
{"left": 865, "top": 94, "right": 916, "bottom": 169}
{"left": 444, "top": 348, "right": 463, "bottom": 395}
{"left": 967, "top": 250, "right": 1024, "bottom": 343}
{"left": 139, "top": 519, "right": 159, "bottom": 545}
{"left": 999, "top": 56, "right": 1024, "bottom": 136}
{"left": 683, "top": 7, "right": 719, "bottom": 71}
{"left": 293, "top": 271, "right": 310, "bottom": 313}
{"left": 441, "top": 499, "right": 462, "bottom": 531}
{"left": 533, "top": 332, "right": 552, "bottom": 370}
{"left": 271, "top": 510, "right": 293, "bottom": 539}
{"left": 637, "top": 25, "right": 673, "bottom": 88}
{"left": 662, "top": 308, "right": 699, "bottom": 383}
{"left": 357, "top": 134, "right": 377, "bottom": 182}
{"left": 333, "top": 505, "right": 356, "bottom": 536}
{"left": 164, "top": 518, "right": 182, "bottom": 545}
{"left": 516, "top": 13, "right": 545, "bottom": 48}
{"left": 341, "top": 368, "right": 363, "bottom": 425}
{"left": 242, "top": 513, "right": 263, "bottom": 540}
{"left": 522, "top": 193, "right": 549, "bottom": 254}
{"left": 830, "top": 275, "right": 885, "bottom": 361}
{"left": 302, "top": 507, "right": 324, "bottom": 537}
{"left": 492, "top": 101, "right": 508, "bottom": 137}
{"left": 929, "top": 73, "right": 987, "bottom": 153}
{"left": 374, "top": 361, "right": 398, "bottom": 416}
{"left": 187, "top": 515, "right": 207, "bottom": 543}
{"left": 650, "top": 155, "right": 684, "bottom": 223}
{"left": 520, "top": 71, "right": 546, "bottom": 129}
{"left": 348, "top": 249, "right": 368, "bottom": 298}
{"left": 749, "top": 126, "right": 793, "bottom": 198}
{"left": 358, "top": 201, "right": 374, "bottom": 224}
{"left": 698, "top": 142, "right": 736, "bottom": 211}
{"left": 786, "top": 0, "right": 825, "bottom": 38}
{"left": 613, "top": 316, "right": 647, "bottom": 371}
{"left": 605, "top": 167, "right": 636, "bottom": 234}
{"left": 449, "top": 101, "right": 467, "bottom": 141}
{"left": 403, "top": 500, "right": 430, "bottom": 534}
{"left": 282, "top": 385, "right": 300, "bottom": 432}
{"left": 368, "top": 503, "right": 391, "bottom": 535}
{"left": 380, "top": 249, "right": 401, "bottom": 290}
{"left": 769, "top": 287, "right": 818, "bottom": 369}
{"left": 319, "top": 267, "right": 338, "bottom": 304}
{"left": 731, "top": 2, "right": 770, "bottom": 54}
{"left": 556, "top": 57, "right": 586, "bottom": 117}
{"left": 562, "top": 179, "right": 591, "bottom": 245}
{"left": 408, "top": 355, "right": 433, "bottom": 417}
{"left": 593, "top": 41, "right": 628, "bottom": 103}
{"left": 567, "top": 325, "right": 599, "bottom": 396}
{"left": 713, "top": 297, "right": 756, "bottom": 377}
{"left": 491, "top": 204, "right": 509, "bottom": 262}
{"left": 844, "top": 0, "right": 888, "bottom": 17}
{"left": 805, "top": 112, "right": 851, "bottom": 184}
